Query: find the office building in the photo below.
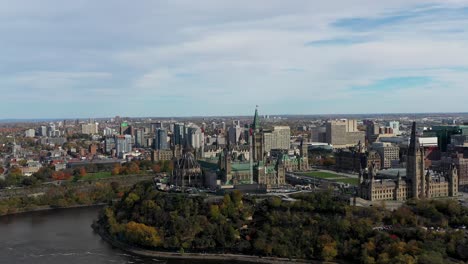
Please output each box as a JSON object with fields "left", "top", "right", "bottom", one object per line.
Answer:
{"left": 272, "top": 126, "right": 291, "bottom": 150}
{"left": 135, "top": 129, "right": 144, "bottom": 148}
{"left": 424, "top": 125, "right": 468, "bottom": 152}
{"left": 373, "top": 142, "right": 400, "bottom": 169}
{"left": 388, "top": 121, "right": 400, "bottom": 135}
{"left": 364, "top": 120, "right": 379, "bottom": 143}
{"left": 173, "top": 123, "right": 185, "bottom": 146}
{"left": 104, "top": 137, "right": 115, "bottom": 154}
{"left": 310, "top": 126, "right": 327, "bottom": 143}
{"left": 116, "top": 135, "right": 133, "bottom": 156}
{"left": 335, "top": 142, "right": 381, "bottom": 172}
{"left": 25, "top": 129, "right": 35, "bottom": 138}
{"left": 81, "top": 123, "right": 99, "bottom": 135}
{"left": 186, "top": 125, "right": 203, "bottom": 149}
{"left": 228, "top": 126, "right": 244, "bottom": 145}
{"left": 154, "top": 129, "right": 169, "bottom": 150}
{"left": 103, "top": 127, "right": 116, "bottom": 136}
{"left": 39, "top": 126, "right": 48, "bottom": 137}
{"left": 326, "top": 120, "right": 365, "bottom": 148}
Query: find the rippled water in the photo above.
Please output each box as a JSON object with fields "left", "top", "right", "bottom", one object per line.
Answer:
{"left": 0, "top": 207, "right": 238, "bottom": 264}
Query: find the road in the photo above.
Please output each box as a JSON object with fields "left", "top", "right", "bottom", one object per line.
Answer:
{"left": 313, "top": 168, "right": 358, "bottom": 179}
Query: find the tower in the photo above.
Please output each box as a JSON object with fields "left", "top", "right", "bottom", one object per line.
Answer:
{"left": 449, "top": 164, "right": 458, "bottom": 197}
{"left": 299, "top": 138, "right": 309, "bottom": 171}
{"left": 368, "top": 162, "right": 377, "bottom": 201}
{"left": 251, "top": 106, "right": 264, "bottom": 162}
{"left": 407, "top": 122, "right": 425, "bottom": 199}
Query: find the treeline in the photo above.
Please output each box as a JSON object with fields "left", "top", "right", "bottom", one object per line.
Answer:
{"left": 110, "top": 160, "right": 173, "bottom": 176}
{"left": 0, "top": 181, "right": 128, "bottom": 215}
{"left": 0, "top": 160, "right": 173, "bottom": 189}
{"left": 0, "top": 166, "right": 88, "bottom": 188}
{"left": 98, "top": 182, "right": 468, "bottom": 263}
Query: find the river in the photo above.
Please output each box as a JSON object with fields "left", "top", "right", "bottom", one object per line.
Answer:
{"left": 0, "top": 206, "right": 239, "bottom": 264}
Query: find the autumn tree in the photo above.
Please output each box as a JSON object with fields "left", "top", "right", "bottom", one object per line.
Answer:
{"left": 111, "top": 164, "right": 122, "bottom": 175}
{"left": 9, "top": 166, "right": 22, "bottom": 177}
{"left": 152, "top": 164, "right": 161, "bottom": 173}
{"left": 123, "top": 221, "right": 162, "bottom": 248}
{"left": 79, "top": 167, "right": 87, "bottom": 177}
{"left": 318, "top": 234, "right": 338, "bottom": 261}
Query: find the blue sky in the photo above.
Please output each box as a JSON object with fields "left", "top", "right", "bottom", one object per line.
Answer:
{"left": 1, "top": 0, "right": 468, "bottom": 118}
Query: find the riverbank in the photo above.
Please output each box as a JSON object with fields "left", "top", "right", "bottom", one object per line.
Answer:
{"left": 0, "top": 203, "right": 107, "bottom": 217}
{"left": 93, "top": 223, "right": 321, "bottom": 264}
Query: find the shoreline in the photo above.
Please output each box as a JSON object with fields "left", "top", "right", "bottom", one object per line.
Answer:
{"left": 0, "top": 203, "right": 107, "bottom": 217}
{"left": 93, "top": 224, "right": 326, "bottom": 264}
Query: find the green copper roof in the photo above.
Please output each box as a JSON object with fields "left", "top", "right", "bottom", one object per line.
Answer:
{"left": 232, "top": 162, "right": 251, "bottom": 171}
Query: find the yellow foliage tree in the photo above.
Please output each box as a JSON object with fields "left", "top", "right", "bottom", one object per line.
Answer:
{"left": 123, "top": 221, "right": 162, "bottom": 248}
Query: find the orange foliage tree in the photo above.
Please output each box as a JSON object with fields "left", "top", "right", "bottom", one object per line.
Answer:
{"left": 111, "top": 164, "right": 122, "bottom": 175}
{"left": 79, "top": 167, "right": 87, "bottom": 177}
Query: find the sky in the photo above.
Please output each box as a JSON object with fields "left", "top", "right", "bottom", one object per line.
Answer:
{"left": 1, "top": 0, "right": 468, "bottom": 118}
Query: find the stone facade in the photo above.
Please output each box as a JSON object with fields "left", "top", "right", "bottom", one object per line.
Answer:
{"left": 359, "top": 122, "right": 458, "bottom": 201}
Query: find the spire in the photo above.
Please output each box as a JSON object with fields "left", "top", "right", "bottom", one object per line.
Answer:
{"left": 408, "top": 122, "right": 417, "bottom": 156}
{"left": 252, "top": 106, "right": 260, "bottom": 131}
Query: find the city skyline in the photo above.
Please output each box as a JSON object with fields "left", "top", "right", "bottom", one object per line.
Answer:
{"left": 1, "top": 1, "right": 468, "bottom": 118}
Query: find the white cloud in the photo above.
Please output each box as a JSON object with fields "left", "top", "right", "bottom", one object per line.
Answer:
{"left": 1, "top": 0, "right": 468, "bottom": 117}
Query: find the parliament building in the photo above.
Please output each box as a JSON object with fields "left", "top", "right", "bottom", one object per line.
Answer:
{"left": 359, "top": 122, "right": 458, "bottom": 201}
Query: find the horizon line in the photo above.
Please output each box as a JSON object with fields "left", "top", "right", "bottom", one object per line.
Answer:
{"left": 0, "top": 111, "right": 467, "bottom": 123}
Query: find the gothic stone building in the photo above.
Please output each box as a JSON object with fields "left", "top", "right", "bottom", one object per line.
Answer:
{"left": 359, "top": 122, "right": 458, "bottom": 201}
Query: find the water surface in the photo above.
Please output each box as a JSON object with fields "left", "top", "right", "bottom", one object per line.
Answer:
{"left": 0, "top": 207, "right": 238, "bottom": 264}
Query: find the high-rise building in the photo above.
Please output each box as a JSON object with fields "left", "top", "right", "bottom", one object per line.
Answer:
{"left": 272, "top": 126, "right": 290, "bottom": 150}
{"left": 372, "top": 142, "right": 400, "bottom": 169}
{"left": 116, "top": 135, "right": 133, "bottom": 156}
{"left": 39, "top": 126, "right": 47, "bottom": 137}
{"left": 154, "top": 129, "right": 169, "bottom": 150}
{"left": 81, "top": 123, "right": 99, "bottom": 135}
{"left": 228, "top": 126, "right": 244, "bottom": 145}
{"left": 104, "top": 137, "right": 115, "bottom": 154}
{"left": 173, "top": 123, "right": 185, "bottom": 146}
{"left": 388, "top": 121, "right": 400, "bottom": 135}
{"left": 310, "top": 126, "right": 327, "bottom": 143}
{"left": 103, "top": 127, "right": 116, "bottom": 136}
{"left": 25, "top": 129, "right": 35, "bottom": 138}
{"left": 187, "top": 126, "right": 203, "bottom": 149}
{"left": 151, "top": 122, "right": 162, "bottom": 131}
{"left": 135, "top": 129, "right": 144, "bottom": 148}
{"left": 364, "top": 120, "right": 379, "bottom": 142}
{"left": 424, "top": 125, "right": 468, "bottom": 152}
{"left": 263, "top": 131, "right": 273, "bottom": 153}
{"left": 120, "top": 122, "right": 132, "bottom": 135}
{"left": 326, "top": 120, "right": 365, "bottom": 148}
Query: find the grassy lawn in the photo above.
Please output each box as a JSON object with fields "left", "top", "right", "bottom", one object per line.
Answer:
{"left": 301, "top": 171, "right": 341, "bottom": 179}
{"left": 334, "top": 178, "right": 359, "bottom": 186}
{"left": 81, "top": 171, "right": 113, "bottom": 181}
